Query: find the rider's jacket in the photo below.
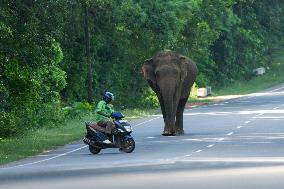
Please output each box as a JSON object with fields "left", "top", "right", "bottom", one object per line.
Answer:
{"left": 95, "top": 100, "right": 114, "bottom": 122}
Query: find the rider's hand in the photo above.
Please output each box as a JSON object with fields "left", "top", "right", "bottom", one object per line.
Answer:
{"left": 110, "top": 113, "right": 115, "bottom": 118}
{"left": 112, "top": 128, "right": 119, "bottom": 135}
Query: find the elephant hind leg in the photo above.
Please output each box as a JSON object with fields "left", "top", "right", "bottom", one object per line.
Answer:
{"left": 175, "top": 128, "right": 184, "bottom": 135}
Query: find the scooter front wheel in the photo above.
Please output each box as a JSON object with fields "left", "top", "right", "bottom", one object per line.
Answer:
{"left": 121, "top": 138, "right": 135, "bottom": 153}
{"left": 89, "top": 145, "right": 101, "bottom": 154}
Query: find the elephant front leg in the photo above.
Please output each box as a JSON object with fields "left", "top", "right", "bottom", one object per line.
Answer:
{"left": 175, "top": 98, "right": 187, "bottom": 135}
{"left": 157, "top": 95, "right": 172, "bottom": 135}
{"left": 162, "top": 117, "right": 175, "bottom": 136}
{"left": 163, "top": 125, "right": 175, "bottom": 136}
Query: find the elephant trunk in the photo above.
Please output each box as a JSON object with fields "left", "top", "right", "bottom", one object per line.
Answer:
{"left": 159, "top": 80, "right": 176, "bottom": 135}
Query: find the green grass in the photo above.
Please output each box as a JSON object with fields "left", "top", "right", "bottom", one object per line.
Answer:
{"left": 188, "top": 97, "right": 215, "bottom": 103}
{"left": 121, "top": 108, "right": 159, "bottom": 119}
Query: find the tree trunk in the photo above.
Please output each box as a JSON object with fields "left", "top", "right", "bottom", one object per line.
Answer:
{"left": 84, "top": 1, "right": 93, "bottom": 103}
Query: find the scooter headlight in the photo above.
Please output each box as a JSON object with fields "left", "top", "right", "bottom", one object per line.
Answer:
{"left": 124, "top": 125, "right": 132, "bottom": 132}
{"left": 118, "top": 128, "right": 124, "bottom": 132}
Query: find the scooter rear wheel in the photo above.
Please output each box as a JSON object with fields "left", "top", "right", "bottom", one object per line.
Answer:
{"left": 121, "top": 138, "right": 135, "bottom": 153}
{"left": 89, "top": 145, "right": 101, "bottom": 154}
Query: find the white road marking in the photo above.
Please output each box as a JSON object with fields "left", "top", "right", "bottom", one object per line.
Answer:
{"left": 37, "top": 154, "right": 63, "bottom": 157}
{"left": 270, "top": 86, "right": 284, "bottom": 92}
{"left": 179, "top": 157, "right": 284, "bottom": 163}
{"left": 206, "top": 144, "right": 215, "bottom": 148}
{"left": 218, "top": 138, "right": 225, "bottom": 141}
{"left": 253, "top": 112, "right": 275, "bottom": 119}
{"left": 134, "top": 116, "right": 162, "bottom": 126}
{"left": 246, "top": 142, "right": 274, "bottom": 144}
{"left": 185, "top": 154, "right": 192, "bottom": 157}
{"left": 178, "top": 110, "right": 284, "bottom": 116}
{"left": 227, "top": 132, "right": 234, "bottom": 136}
{"left": 183, "top": 139, "right": 203, "bottom": 142}
{"left": 245, "top": 121, "right": 251, "bottom": 124}
{"left": 195, "top": 150, "right": 203, "bottom": 153}
{"left": 253, "top": 116, "right": 284, "bottom": 119}
{"left": 151, "top": 140, "right": 169, "bottom": 143}
{"left": 3, "top": 145, "right": 87, "bottom": 169}
{"left": 237, "top": 126, "right": 243, "bottom": 129}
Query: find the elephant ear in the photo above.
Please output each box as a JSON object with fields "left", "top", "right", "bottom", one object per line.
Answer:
{"left": 179, "top": 56, "right": 188, "bottom": 82}
{"left": 142, "top": 58, "right": 156, "bottom": 84}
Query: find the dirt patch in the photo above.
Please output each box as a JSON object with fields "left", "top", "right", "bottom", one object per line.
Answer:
{"left": 185, "top": 102, "right": 209, "bottom": 109}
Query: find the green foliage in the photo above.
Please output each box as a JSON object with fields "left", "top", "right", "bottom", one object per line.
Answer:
{"left": 141, "top": 88, "right": 160, "bottom": 108}
{"left": 0, "top": 1, "right": 67, "bottom": 137}
{"left": 215, "top": 55, "right": 284, "bottom": 96}
{"left": 0, "top": 112, "right": 17, "bottom": 137}
{"left": 65, "top": 101, "right": 95, "bottom": 118}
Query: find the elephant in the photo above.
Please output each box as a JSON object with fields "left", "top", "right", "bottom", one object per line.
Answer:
{"left": 142, "top": 50, "right": 198, "bottom": 136}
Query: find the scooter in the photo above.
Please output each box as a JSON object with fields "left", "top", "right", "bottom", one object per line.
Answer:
{"left": 83, "top": 112, "right": 135, "bottom": 154}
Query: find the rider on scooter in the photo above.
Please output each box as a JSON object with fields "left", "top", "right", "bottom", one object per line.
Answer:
{"left": 94, "top": 91, "right": 118, "bottom": 143}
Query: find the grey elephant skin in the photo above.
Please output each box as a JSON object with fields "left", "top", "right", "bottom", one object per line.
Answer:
{"left": 142, "top": 51, "right": 198, "bottom": 136}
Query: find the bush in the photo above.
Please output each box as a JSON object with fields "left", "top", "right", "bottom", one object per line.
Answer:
{"left": 64, "top": 101, "right": 95, "bottom": 118}
{"left": 141, "top": 88, "right": 160, "bottom": 109}
{"left": 0, "top": 112, "right": 17, "bottom": 137}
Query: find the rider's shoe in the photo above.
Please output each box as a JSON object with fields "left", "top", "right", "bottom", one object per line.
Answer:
{"left": 102, "top": 139, "right": 112, "bottom": 144}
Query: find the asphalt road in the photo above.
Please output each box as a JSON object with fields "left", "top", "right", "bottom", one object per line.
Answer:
{"left": 1, "top": 84, "right": 284, "bottom": 189}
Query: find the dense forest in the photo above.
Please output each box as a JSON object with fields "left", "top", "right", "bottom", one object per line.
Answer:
{"left": 1, "top": 0, "right": 284, "bottom": 137}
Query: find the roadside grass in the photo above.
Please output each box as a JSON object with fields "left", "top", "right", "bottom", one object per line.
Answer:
{"left": 215, "top": 53, "right": 284, "bottom": 96}
{"left": 120, "top": 108, "right": 158, "bottom": 119}
{"left": 1, "top": 50, "right": 284, "bottom": 166}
